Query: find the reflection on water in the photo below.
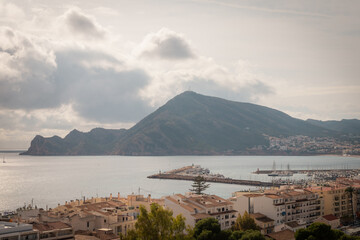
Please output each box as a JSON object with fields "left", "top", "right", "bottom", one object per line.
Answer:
{"left": 0, "top": 153, "right": 359, "bottom": 211}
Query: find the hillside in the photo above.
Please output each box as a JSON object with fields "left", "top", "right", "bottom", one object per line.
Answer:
{"left": 22, "top": 91, "right": 350, "bottom": 156}
{"left": 306, "top": 119, "right": 360, "bottom": 135}
{"left": 23, "top": 128, "right": 126, "bottom": 155}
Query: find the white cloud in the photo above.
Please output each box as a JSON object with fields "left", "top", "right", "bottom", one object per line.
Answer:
{"left": 58, "top": 8, "right": 108, "bottom": 41}
{"left": 135, "top": 28, "right": 195, "bottom": 60}
{"left": 135, "top": 31, "right": 273, "bottom": 107}
{"left": 0, "top": 1, "right": 25, "bottom": 23}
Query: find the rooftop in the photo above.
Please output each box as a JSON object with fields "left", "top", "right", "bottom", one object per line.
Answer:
{"left": 33, "top": 222, "right": 72, "bottom": 232}
{"left": 267, "top": 229, "right": 295, "bottom": 240}
{"left": 0, "top": 222, "right": 34, "bottom": 235}
{"left": 322, "top": 214, "right": 339, "bottom": 221}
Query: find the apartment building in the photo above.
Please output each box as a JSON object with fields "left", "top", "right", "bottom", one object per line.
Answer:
{"left": 165, "top": 193, "right": 237, "bottom": 230}
{"left": 231, "top": 187, "right": 322, "bottom": 226}
{"left": 307, "top": 185, "right": 354, "bottom": 218}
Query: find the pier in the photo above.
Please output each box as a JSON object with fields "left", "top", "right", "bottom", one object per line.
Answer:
{"left": 148, "top": 165, "right": 281, "bottom": 187}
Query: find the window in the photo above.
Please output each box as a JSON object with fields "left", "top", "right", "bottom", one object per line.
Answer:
{"left": 87, "top": 221, "right": 90, "bottom": 228}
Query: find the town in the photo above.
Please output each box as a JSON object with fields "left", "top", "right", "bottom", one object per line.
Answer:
{"left": 2, "top": 169, "right": 360, "bottom": 239}
{"left": 265, "top": 136, "right": 360, "bottom": 156}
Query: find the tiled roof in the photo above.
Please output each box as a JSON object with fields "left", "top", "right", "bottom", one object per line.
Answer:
{"left": 322, "top": 214, "right": 339, "bottom": 221}
{"left": 267, "top": 229, "right": 295, "bottom": 240}
{"left": 33, "top": 222, "right": 72, "bottom": 232}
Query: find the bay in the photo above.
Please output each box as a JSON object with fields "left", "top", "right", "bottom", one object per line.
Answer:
{"left": 0, "top": 153, "right": 359, "bottom": 212}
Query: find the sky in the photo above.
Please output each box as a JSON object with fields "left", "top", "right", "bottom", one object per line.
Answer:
{"left": 0, "top": 0, "right": 359, "bottom": 149}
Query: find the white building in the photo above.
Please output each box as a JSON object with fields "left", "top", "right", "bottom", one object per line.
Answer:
{"left": 165, "top": 193, "right": 237, "bottom": 230}
{"left": 231, "top": 187, "right": 322, "bottom": 228}
{"left": 0, "top": 221, "right": 39, "bottom": 240}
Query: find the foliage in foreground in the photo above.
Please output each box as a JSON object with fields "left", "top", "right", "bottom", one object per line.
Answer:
{"left": 121, "top": 203, "right": 265, "bottom": 240}
{"left": 295, "top": 222, "right": 360, "bottom": 240}
{"left": 121, "top": 203, "right": 192, "bottom": 240}
{"left": 233, "top": 211, "right": 260, "bottom": 232}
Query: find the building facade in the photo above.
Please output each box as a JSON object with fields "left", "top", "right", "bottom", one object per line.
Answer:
{"left": 165, "top": 193, "right": 237, "bottom": 230}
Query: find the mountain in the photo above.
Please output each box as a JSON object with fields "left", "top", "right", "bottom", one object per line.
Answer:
{"left": 23, "top": 128, "right": 126, "bottom": 155}
{"left": 22, "top": 91, "right": 349, "bottom": 156}
{"left": 306, "top": 119, "right": 360, "bottom": 135}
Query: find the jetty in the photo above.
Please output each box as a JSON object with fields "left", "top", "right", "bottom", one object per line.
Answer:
{"left": 148, "top": 165, "right": 281, "bottom": 187}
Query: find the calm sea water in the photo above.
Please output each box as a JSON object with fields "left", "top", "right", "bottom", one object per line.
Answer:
{"left": 0, "top": 153, "right": 359, "bottom": 211}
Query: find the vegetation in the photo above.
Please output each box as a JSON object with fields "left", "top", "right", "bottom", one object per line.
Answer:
{"left": 121, "top": 203, "right": 192, "bottom": 240}
{"left": 122, "top": 204, "right": 265, "bottom": 240}
{"left": 233, "top": 211, "right": 260, "bottom": 231}
{"left": 190, "top": 176, "right": 210, "bottom": 195}
{"left": 295, "top": 222, "right": 360, "bottom": 240}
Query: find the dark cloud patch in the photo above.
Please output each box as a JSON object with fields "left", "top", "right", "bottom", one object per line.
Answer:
{"left": 138, "top": 28, "right": 195, "bottom": 60}
{"left": 55, "top": 49, "right": 152, "bottom": 122}
{"left": 0, "top": 27, "right": 60, "bottom": 109}
{"left": 0, "top": 27, "right": 153, "bottom": 123}
{"left": 64, "top": 9, "right": 106, "bottom": 39}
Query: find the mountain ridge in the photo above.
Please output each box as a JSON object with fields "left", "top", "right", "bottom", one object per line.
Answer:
{"left": 21, "top": 91, "right": 359, "bottom": 156}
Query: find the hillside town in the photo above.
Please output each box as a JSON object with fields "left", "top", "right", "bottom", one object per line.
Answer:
{"left": 2, "top": 175, "right": 360, "bottom": 240}
{"left": 265, "top": 136, "right": 360, "bottom": 156}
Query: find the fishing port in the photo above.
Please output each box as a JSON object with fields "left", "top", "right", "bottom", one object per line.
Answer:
{"left": 147, "top": 164, "right": 281, "bottom": 187}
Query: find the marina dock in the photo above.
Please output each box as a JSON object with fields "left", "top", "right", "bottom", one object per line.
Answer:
{"left": 148, "top": 165, "right": 281, "bottom": 187}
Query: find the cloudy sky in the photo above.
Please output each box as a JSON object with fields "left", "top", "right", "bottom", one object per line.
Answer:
{"left": 0, "top": 0, "right": 359, "bottom": 149}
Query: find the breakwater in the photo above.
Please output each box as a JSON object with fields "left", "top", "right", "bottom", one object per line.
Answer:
{"left": 148, "top": 165, "right": 281, "bottom": 187}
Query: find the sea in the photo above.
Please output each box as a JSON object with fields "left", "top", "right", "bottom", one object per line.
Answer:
{"left": 0, "top": 153, "right": 359, "bottom": 212}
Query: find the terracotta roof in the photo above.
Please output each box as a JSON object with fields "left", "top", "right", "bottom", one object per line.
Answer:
{"left": 191, "top": 213, "right": 210, "bottom": 219}
{"left": 75, "top": 235, "right": 100, "bottom": 240}
{"left": 165, "top": 196, "right": 200, "bottom": 212}
{"left": 267, "top": 229, "right": 295, "bottom": 240}
{"left": 285, "top": 221, "right": 305, "bottom": 228}
{"left": 322, "top": 214, "right": 339, "bottom": 221}
{"left": 250, "top": 213, "right": 274, "bottom": 223}
{"left": 243, "top": 194, "right": 263, "bottom": 198}
{"left": 265, "top": 194, "right": 282, "bottom": 199}
{"left": 33, "top": 222, "right": 72, "bottom": 232}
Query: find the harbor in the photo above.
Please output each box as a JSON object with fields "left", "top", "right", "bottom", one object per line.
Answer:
{"left": 147, "top": 164, "right": 281, "bottom": 187}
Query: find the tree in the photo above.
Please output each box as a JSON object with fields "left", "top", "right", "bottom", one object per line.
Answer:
{"left": 240, "top": 230, "right": 265, "bottom": 240}
{"left": 295, "top": 222, "right": 342, "bottom": 240}
{"left": 193, "top": 218, "right": 221, "bottom": 240}
{"left": 122, "top": 203, "right": 192, "bottom": 240}
{"left": 233, "top": 212, "right": 259, "bottom": 231}
{"left": 190, "top": 175, "right": 210, "bottom": 195}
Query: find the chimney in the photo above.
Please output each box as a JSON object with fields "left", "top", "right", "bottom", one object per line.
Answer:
{"left": 148, "top": 194, "right": 151, "bottom": 202}
{"left": 118, "top": 192, "right": 120, "bottom": 200}
{"left": 110, "top": 193, "right": 112, "bottom": 200}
